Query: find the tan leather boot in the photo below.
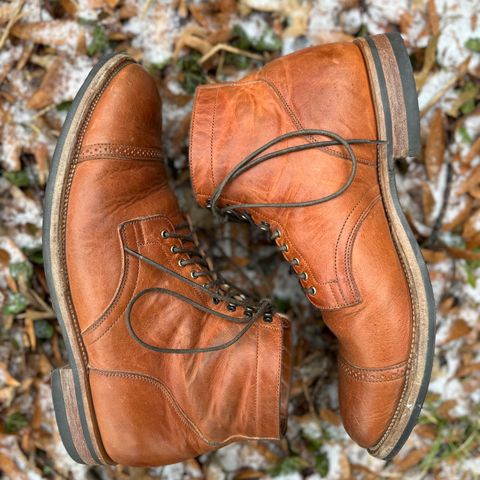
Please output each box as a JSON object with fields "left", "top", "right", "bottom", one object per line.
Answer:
{"left": 43, "top": 54, "right": 291, "bottom": 467}
{"left": 189, "top": 33, "right": 435, "bottom": 460}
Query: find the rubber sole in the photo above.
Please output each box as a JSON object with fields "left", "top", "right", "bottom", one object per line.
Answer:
{"left": 354, "top": 33, "right": 436, "bottom": 460}
{"left": 43, "top": 53, "right": 135, "bottom": 465}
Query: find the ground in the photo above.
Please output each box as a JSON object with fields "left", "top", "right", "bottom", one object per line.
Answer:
{"left": 0, "top": 0, "right": 480, "bottom": 479}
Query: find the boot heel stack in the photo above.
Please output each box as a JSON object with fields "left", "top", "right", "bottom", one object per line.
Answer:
{"left": 52, "top": 367, "right": 109, "bottom": 465}
{"left": 355, "top": 33, "right": 421, "bottom": 160}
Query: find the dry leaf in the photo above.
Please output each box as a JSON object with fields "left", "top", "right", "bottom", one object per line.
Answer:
{"left": 445, "top": 319, "right": 471, "bottom": 342}
{"left": 421, "top": 248, "right": 447, "bottom": 263}
{"left": 394, "top": 446, "right": 430, "bottom": 471}
{"left": 427, "top": 0, "right": 440, "bottom": 35}
{"left": 425, "top": 108, "right": 445, "bottom": 182}
{"left": 11, "top": 20, "right": 82, "bottom": 47}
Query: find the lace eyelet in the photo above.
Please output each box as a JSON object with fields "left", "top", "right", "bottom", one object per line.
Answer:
{"left": 291, "top": 257, "right": 300, "bottom": 266}
{"left": 259, "top": 221, "right": 270, "bottom": 231}
{"left": 191, "top": 271, "right": 198, "bottom": 279}
{"left": 307, "top": 287, "right": 317, "bottom": 296}
{"left": 271, "top": 229, "right": 281, "bottom": 240}
{"left": 212, "top": 297, "right": 220, "bottom": 305}
{"left": 263, "top": 313, "right": 273, "bottom": 323}
{"left": 205, "top": 198, "right": 212, "bottom": 209}
{"left": 161, "top": 230, "right": 169, "bottom": 239}
{"left": 178, "top": 259, "right": 186, "bottom": 267}
{"left": 171, "top": 246, "right": 178, "bottom": 253}
{"left": 227, "top": 303, "right": 237, "bottom": 312}
{"left": 279, "top": 243, "right": 289, "bottom": 253}
{"left": 244, "top": 307, "right": 254, "bottom": 317}
{"left": 300, "top": 272, "right": 308, "bottom": 281}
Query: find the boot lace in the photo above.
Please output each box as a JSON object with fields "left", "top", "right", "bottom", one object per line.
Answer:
{"left": 206, "top": 128, "right": 385, "bottom": 296}
{"left": 124, "top": 222, "right": 273, "bottom": 355}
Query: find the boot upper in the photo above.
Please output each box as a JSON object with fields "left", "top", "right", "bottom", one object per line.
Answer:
{"left": 189, "top": 42, "right": 412, "bottom": 449}
{"left": 64, "top": 62, "right": 291, "bottom": 466}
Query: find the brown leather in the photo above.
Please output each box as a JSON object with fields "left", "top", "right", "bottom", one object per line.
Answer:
{"left": 65, "top": 62, "right": 291, "bottom": 466}
{"left": 189, "top": 42, "right": 412, "bottom": 448}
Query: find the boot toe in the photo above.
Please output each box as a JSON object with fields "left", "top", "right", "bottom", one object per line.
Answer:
{"left": 338, "top": 357, "right": 407, "bottom": 448}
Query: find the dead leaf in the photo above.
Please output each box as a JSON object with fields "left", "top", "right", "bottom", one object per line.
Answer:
{"left": 394, "top": 446, "right": 430, "bottom": 471}
{"left": 11, "top": 20, "right": 82, "bottom": 47}
{"left": 320, "top": 408, "right": 342, "bottom": 426}
{"left": 427, "top": 0, "right": 440, "bottom": 35}
{"left": 445, "top": 319, "right": 472, "bottom": 343}
{"left": 425, "top": 108, "right": 445, "bottom": 182}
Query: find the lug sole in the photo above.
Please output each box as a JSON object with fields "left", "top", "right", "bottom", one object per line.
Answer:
{"left": 354, "top": 33, "right": 436, "bottom": 460}
{"left": 43, "top": 53, "right": 135, "bottom": 465}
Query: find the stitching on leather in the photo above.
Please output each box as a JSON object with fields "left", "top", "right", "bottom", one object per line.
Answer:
{"left": 82, "top": 224, "right": 131, "bottom": 336}
{"left": 60, "top": 58, "right": 134, "bottom": 368}
{"left": 86, "top": 228, "right": 142, "bottom": 344}
{"left": 259, "top": 75, "right": 376, "bottom": 166}
{"left": 83, "top": 214, "right": 173, "bottom": 336}
{"left": 210, "top": 88, "right": 218, "bottom": 190}
{"left": 89, "top": 367, "right": 219, "bottom": 447}
{"left": 191, "top": 81, "right": 376, "bottom": 200}
{"left": 371, "top": 149, "right": 417, "bottom": 451}
{"left": 344, "top": 195, "right": 381, "bottom": 302}
{"left": 339, "top": 357, "right": 407, "bottom": 383}
{"left": 254, "top": 77, "right": 376, "bottom": 166}
{"left": 275, "top": 320, "right": 282, "bottom": 437}
{"left": 196, "top": 193, "right": 334, "bottom": 307}
{"left": 197, "top": 192, "right": 353, "bottom": 310}
{"left": 78, "top": 143, "right": 163, "bottom": 162}
{"left": 334, "top": 187, "right": 376, "bottom": 303}
{"left": 334, "top": 194, "right": 366, "bottom": 304}
{"left": 254, "top": 324, "right": 259, "bottom": 436}
{"left": 328, "top": 282, "right": 340, "bottom": 305}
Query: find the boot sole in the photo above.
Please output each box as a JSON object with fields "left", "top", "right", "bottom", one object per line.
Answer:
{"left": 354, "top": 33, "right": 436, "bottom": 460}
{"left": 43, "top": 53, "right": 135, "bottom": 465}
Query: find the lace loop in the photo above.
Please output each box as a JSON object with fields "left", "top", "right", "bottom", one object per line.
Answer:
{"left": 124, "top": 222, "right": 274, "bottom": 354}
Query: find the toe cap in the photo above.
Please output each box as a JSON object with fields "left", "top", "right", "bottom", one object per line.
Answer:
{"left": 338, "top": 357, "right": 407, "bottom": 448}
{"left": 82, "top": 62, "right": 163, "bottom": 149}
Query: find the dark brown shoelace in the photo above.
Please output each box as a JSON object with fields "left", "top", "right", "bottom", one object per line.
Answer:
{"left": 124, "top": 222, "right": 272, "bottom": 354}
{"left": 206, "top": 128, "right": 385, "bottom": 294}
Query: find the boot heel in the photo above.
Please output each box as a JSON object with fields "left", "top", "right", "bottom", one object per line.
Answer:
{"left": 355, "top": 33, "right": 421, "bottom": 159}
{"left": 52, "top": 367, "right": 109, "bottom": 465}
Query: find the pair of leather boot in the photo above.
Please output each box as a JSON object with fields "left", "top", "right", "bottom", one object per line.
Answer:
{"left": 43, "top": 33, "right": 435, "bottom": 467}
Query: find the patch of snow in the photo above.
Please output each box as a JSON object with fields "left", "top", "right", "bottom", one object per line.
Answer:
{"left": 364, "top": 0, "right": 408, "bottom": 34}
{"left": 122, "top": 1, "right": 179, "bottom": 66}
{"left": 435, "top": 0, "right": 480, "bottom": 73}
{"left": 417, "top": 69, "right": 457, "bottom": 113}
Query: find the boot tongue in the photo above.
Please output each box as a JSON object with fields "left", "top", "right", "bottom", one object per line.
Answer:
{"left": 189, "top": 81, "right": 291, "bottom": 209}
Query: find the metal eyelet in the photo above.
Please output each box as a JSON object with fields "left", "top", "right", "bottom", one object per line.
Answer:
{"left": 161, "top": 230, "right": 169, "bottom": 239}
{"left": 291, "top": 257, "right": 300, "bottom": 266}
{"left": 171, "top": 246, "right": 178, "bottom": 253}
{"left": 263, "top": 313, "right": 273, "bottom": 323}
{"left": 212, "top": 296, "right": 220, "bottom": 305}
{"left": 300, "top": 272, "right": 308, "bottom": 281}
{"left": 191, "top": 271, "right": 198, "bottom": 279}
{"left": 244, "top": 307, "right": 254, "bottom": 317}
{"left": 178, "top": 259, "right": 186, "bottom": 267}
{"left": 307, "top": 287, "right": 317, "bottom": 296}
{"left": 205, "top": 198, "right": 212, "bottom": 209}
{"left": 279, "top": 243, "right": 289, "bottom": 253}
{"left": 227, "top": 303, "right": 237, "bottom": 312}
{"left": 271, "top": 229, "right": 281, "bottom": 240}
{"left": 259, "top": 221, "right": 270, "bottom": 231}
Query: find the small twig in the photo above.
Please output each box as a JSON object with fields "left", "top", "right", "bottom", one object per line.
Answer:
{"left": 0, "top": 0, "right": 26, "bottom": 51}
{"left": 424, "top": 160, "right": 452, "bottom": 248}
{"left": 198, "top": 44, "right": 264, "bottom": 65}
{"left": 140, "top": 0, "right": 154, "bottom": 18}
